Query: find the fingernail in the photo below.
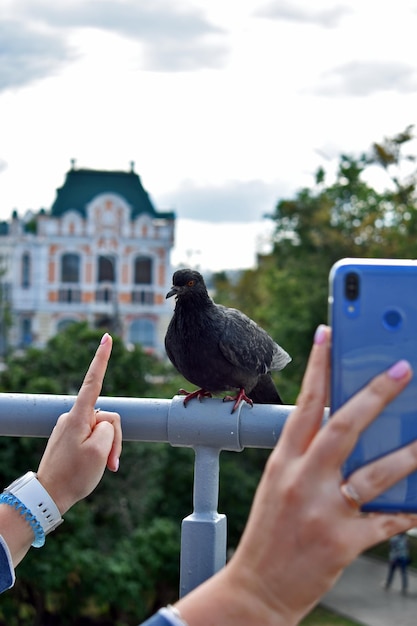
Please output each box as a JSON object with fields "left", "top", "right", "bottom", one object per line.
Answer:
{"left": 387, "top": 360, "right": 411, "bottom": 380}
{"left": 113, "top": 458, "right": 120, "bottom": 472}
{"left": 100, "top": 333, "right": 110, "bottom": 345}
{"left": 314, "top": 325, "right": 327, "bottom": 345}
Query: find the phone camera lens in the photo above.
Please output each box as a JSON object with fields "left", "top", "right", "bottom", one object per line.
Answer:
{"left": 345, "top": 272, "right": 359, "bottom": 301}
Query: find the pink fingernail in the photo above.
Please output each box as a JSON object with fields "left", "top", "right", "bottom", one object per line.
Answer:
{"left": 100, "top": 333, "right": 110, "bottom": 345}
{"left": 387, "top": 360, "right": 411, "bottom": 380}
{"left": 314, "top": 325, "right": 327, "bottom": 345}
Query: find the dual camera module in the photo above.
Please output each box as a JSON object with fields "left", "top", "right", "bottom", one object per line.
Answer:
{"left": 344, "top": 271, "right": 402, "bottom": 330}
{"left": 345, "top": 272, "right": 359, "bottom": 301}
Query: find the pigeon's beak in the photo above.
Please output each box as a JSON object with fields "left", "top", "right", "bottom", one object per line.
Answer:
{"left": 166, "top": 286, "right": 178, "bottom": 299}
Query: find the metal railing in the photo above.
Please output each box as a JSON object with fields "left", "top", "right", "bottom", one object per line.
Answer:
{"left": 0, "top": 393, "right": 299, "bottom": 597}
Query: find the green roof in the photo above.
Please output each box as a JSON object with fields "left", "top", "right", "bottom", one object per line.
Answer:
{"left": 50, "top": 168, "right": 175, "bottom": 220}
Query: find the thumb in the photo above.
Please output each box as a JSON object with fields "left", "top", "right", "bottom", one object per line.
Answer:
{"left": 88, "top": 420, "right": 116, "bottom": 468}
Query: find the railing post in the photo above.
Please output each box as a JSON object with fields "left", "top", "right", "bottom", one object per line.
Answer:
{"left": 179, "top": 446, "right": 227, "bottom": 597}
{"left": 167, "top": 396, "right": 245, "bottom": 596}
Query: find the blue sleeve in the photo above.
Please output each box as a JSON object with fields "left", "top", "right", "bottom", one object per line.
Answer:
{"left": 139, "top": 615, "right": 171, "bottom": 626}
{"left": 139, "top": 608, "right": 185, "bottom": 626}
{"left": 0, "top": 535, "right": 15, "bottom": 593}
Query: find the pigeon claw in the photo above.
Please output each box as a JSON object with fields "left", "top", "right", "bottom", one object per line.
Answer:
{"left": 179, "top": 388, "right": 213, "bottom": 407}
{"left": 223, "top": 388, "right": 254, "bottom": 414}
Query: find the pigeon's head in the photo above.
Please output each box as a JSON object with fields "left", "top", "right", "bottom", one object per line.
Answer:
{"left": 166, "top": 269, "right": 207, "bottom": 300}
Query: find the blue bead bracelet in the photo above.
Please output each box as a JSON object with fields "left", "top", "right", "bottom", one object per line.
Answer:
{"left": 0, "top": 493, "right": 45, "bottom": 548}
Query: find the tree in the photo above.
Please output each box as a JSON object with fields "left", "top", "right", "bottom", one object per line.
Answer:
{"left": 0, "top": 322, "right": 153, "bottom": 397}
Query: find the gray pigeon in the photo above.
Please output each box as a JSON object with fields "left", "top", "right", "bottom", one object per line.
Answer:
{"left": 165, "top": 268, "right": 291, "bottom": 412}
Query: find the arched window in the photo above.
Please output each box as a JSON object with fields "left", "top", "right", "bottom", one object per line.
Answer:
{"left": 21, "top": 252, "right": 31, "bottom": 288}
{"left": 129, "top": 318, "right": 155, "bottom": 348}
{"left": 134, "top": 256, "right": 152, "bottom": 285}
{"left": 57, "top": 319, "right": 77, "bottom": 333}
{"left": 61, "top": 253, "right": 80, "bottom": 283}
{"left": 98, "top": 256, "right": 116, "bottom": 283}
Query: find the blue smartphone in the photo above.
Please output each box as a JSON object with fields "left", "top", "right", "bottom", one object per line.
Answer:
{"left": 329, "top": 258, "right": 417, "bottom": 512}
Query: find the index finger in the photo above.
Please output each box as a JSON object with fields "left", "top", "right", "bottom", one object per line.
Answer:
{"left": 278, "top": 325, "right": 330, "bottom": 456}
{"left": 71, "top": 333, "right": 113, "bottom": 418}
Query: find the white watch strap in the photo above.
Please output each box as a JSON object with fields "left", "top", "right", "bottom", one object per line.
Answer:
{"left": 5, "top": 471, "right": 63, "bottom": 534}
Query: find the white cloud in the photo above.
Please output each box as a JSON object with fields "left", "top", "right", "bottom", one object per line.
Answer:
{"left": 256, "top": 1, "right": 352, "bottom": 28}
{"left": 1, "top": 0, "right": 417, "bottom": 272}
{"left": 316, "top": 61, "right": 417, "bottom": 97}
{"left": 0, "top": 19, "right": 74, "bottom": 91}
{"left": 155, "top": 179, "right": 288, "bottom": 222}
{"left": 1, "top": 0, "right": 228, "bottom": 78}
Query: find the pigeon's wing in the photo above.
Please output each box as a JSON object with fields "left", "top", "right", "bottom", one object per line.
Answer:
{"left": 217, "top": 306, "right": 276, "bottom": 374}
{"left": 164, "top": 321, "right": 179, "bottom": 370}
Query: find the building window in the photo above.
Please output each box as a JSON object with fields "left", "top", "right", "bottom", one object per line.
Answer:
{"left": 21, "top": 253, "right": 31, "bottom": 288}
{"left": 96, "top": 287, "right": 113, "bottom": 303}
{"left": 98, "top": 256, "right": 116, "bottom": 283}
{"left": 129, "top": 318, "right": 155, "bottom": 348}
{"left": 134, "top": 256, "right": 152, "bottom": 284}
{"left": 57, "top": 319, "right": 77, "bottom": 333}
{"left": 131, "top": 290, "right": 154, "bottom": 305}
{"left": 61, "top": 253, "right": 80, "bottom": 283}
{"left": 0, "top": 283, "right": 11, "bottom": 303}
{"left": 20, "top": 317, "right": 32, "bottom": 347}
{"left": 58, "top": 289, "right": 81, "bottom": 303}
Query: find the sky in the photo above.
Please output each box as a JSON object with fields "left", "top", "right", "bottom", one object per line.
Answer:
{"left": 2, "top": 0, "right": 417, "bottom": 272}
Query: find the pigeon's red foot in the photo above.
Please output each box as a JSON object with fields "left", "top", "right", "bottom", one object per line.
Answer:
{"left": 179, "top": 388, "right": 213, "bottom": 407}
{"left": 223, "top": 388, "right": 254, "bottom": 413}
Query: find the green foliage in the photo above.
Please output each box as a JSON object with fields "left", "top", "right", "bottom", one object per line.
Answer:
{"left": 219, "top": 448, "right": 269, "bottom": 546}
{"left": 300, "top": 605, "right": 361, "bottom": 625}
{"left": 0, "top": 322, "right": 153, "bottom": 397}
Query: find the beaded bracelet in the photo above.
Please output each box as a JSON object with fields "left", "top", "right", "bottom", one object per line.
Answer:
{"left": 0, "top": 493, "right": 45, "bottom": 548}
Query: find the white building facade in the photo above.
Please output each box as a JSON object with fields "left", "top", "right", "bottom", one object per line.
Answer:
{"left": 0, "top": 166, "right": 176, "bottom": 355}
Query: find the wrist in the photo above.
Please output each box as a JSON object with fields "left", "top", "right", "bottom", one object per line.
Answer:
{"left": 2, "top": 472, "right": 64, "bottom": 543}
{"left": 176, "top": 564, "right": 300, "bottom": 626}
{"left": 36, "top": 471, "right": 70, "bottom": 516}
{"left": 0, "top": 503, "right": 34, "bottom": 567}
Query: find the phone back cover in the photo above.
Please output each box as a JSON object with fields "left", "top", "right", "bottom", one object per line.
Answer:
{"left": 330, "top": 258, "right": 417, "bottom": 512}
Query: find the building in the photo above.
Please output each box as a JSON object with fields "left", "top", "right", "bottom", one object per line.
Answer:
{"left": 0, "top": 164, "right": 176, "bottom": 355}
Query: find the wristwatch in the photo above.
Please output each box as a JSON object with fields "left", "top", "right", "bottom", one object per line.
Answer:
{"left": 4, "top": 471, "right": 63, "bottom": 534}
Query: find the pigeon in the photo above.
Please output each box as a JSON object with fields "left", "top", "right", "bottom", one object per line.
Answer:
{"left": 165, "top": 268, "right": 291, "bottom": 412}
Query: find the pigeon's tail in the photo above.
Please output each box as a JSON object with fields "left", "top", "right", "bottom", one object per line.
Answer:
{"left": 271, "top": 343, "right": 292, "bottom": 371}
{"left": 249, "top": 373, "right": 283, "bottom": 405}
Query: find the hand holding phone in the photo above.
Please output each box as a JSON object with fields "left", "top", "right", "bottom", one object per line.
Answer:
{"left": 329, "top": 258, "right": 417, "bottom": 512}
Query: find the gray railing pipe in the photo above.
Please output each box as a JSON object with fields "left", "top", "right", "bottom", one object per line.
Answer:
{"left": 0, "top": 393, "right": 292, "bottom": 447}
{"left": 0, "top": 393, "right": 322, "bottom": 596}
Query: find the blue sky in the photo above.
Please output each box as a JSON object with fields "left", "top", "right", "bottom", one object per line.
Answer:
{"left": 1, "top": 0, "right": 417, "bottom": 270}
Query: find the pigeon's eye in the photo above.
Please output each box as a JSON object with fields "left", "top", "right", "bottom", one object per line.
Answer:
{"left": 187, "top": 280, "right": 195, "bottom": 287}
